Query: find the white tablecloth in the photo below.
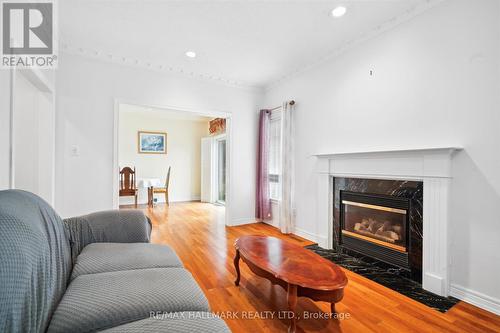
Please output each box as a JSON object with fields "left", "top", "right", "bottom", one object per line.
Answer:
{"left": 137, "top": 178, "right": 163, "bottom": 188}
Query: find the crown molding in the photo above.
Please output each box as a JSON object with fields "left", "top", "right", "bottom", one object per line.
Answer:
{"left": 59, "top": 42, "right": 264, "bottom": 92}
{"left": 265, "top": 0, "right": 447, "bottom": 91}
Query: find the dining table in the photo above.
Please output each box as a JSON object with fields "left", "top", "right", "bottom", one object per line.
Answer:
{"left": 136, "top": 178, "right": 162, "bottom": 206}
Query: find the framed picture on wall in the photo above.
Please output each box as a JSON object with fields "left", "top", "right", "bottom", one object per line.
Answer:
{"left": 138, "top": 131, "right": 167, "bottom": 154}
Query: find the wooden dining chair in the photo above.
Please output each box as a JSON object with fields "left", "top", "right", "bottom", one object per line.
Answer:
{"left": 119, "top": 166, "right": 138, "bottom": 208}
{"left": 150, "top": 167, "right": 171, "bottom": 206}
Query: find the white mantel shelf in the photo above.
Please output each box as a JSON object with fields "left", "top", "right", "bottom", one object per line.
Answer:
{"left": 313, "top": 146, "right": 463, "bottom": 297}
{"left": 313, "top": 146, "right": 462, "bottom": 158}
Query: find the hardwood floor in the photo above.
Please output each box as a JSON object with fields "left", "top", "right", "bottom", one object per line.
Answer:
{"left": 125, "top": 202, "right": 500, "bottom": 333}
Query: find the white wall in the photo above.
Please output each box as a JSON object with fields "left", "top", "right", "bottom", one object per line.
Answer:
{"left": 36, "top": 89, "right": 55, "bottom": 204}
{"left": 13, "top": 74, "right": 39, "bottom": 194}
{"left": 118, "top": 109, "right": 209, "bottom": 204}
{"left": 0, "top": 71, "right": 11, "bottom": 190}
{"left": 56, "top": 53, "right": 261, "bottom": 226}
{"left": 264, "top": 0, "right": 500, "bottom": 310}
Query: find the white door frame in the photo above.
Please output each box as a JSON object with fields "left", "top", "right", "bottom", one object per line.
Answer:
{"left": 112, "top": 99, "right": 233, "bottom": 226}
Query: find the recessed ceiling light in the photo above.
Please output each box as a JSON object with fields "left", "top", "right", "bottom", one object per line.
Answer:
{"left": 185, "top": 51, "right": 196, "bottom": 58}
{"left": 331, "top": 6, "right": 347, "bottom": 18}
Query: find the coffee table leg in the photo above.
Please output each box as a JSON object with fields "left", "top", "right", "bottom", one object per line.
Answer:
{"left": 234, "top": 249, "right": 241, "bottom": 286}
{"left": 287, "top": 284, "right": 297, "bottom": 333}
{"left": 331, "top": 302, "right": 336, "bottom": 314}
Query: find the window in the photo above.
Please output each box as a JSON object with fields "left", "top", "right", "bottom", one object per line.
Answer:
{"left": 269, "top": 110, "right": 281, "bottom": 200}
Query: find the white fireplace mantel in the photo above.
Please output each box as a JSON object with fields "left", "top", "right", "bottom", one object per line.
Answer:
{"left": 314, "top": 147, "right": 462, "bottom": 296}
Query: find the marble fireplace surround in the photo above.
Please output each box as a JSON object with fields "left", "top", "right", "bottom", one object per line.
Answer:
{"left": 314, "top": 147, "right": 461, "bottom": 297}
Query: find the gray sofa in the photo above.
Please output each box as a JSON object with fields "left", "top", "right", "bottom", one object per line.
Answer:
{"left": 0, "top": 190, "right": 230, "bottom": 333}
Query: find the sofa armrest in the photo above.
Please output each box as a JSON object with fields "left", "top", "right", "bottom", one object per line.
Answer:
{"left": 63, "top": 210, "right": 152, "bottom": 263}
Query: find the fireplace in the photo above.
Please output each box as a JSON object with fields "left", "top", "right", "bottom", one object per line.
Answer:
{"left": 333, "top": 178, "right": 423, "bottom": 282}
{"left": 340, "top": 191, "right": 410, "bottom": 269}
{"left": 315, "top": 148, "right": 459, "bottom": 295}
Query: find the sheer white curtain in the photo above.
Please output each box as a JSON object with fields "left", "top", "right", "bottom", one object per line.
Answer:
{"left": 279, "top": 101, "right": 295, "bottom": 234}
{"left": 269, "top": 110, "right": 281, "bottom": 201}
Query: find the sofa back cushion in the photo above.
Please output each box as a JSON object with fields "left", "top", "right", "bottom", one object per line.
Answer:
{"left": 0, "top": 190, "right": 72, "bottom": 333}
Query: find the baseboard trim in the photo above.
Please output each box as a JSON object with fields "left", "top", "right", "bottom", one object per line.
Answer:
{"left": 263, "top": 220, "right": 279, "bottom": 228}
{"left": 292, "top": 227, "right": 329, "bottom": 247}
{"left": 293, "top": 227, "right": 317, "bottom": 243}
{"left": 230, "top": 217, "right": 257, "bottom": 226}
{"left": 170, "top": 195, "right": 201, "bottom": 203}
{"left": 450, "top": 284, "right": 500, "bottom": 315}
{"left": 120, "top": 195, "right": 201, "bottom": 206}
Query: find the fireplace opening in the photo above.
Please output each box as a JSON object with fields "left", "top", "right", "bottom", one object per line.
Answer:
{"left": 342, "top": 200, "right": 407, "bottom": 252}
{"left": 340, "top": 191, "right": 410, "bottom": 270}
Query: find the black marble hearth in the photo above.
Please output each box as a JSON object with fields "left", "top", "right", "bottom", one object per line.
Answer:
{"left": 306, "top": 244, "right": 459, "bottom": 312}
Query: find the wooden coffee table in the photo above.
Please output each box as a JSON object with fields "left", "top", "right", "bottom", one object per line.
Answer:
{"left": 234, "top": 235, "right": 348, "bottom": 332}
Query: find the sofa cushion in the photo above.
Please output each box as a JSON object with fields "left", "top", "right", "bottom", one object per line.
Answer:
{"left": 100, "top": 312, "right": 230, "bottom": 333}
{"left": 47, "top": 268, "right": 210, "bottom": 333}
{"left": 71, "top": 243, "right": 183, "bottom": 280}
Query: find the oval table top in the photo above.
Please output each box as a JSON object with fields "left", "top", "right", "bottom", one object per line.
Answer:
{"left": 235, "top": 235, "right": 347, "bottom": 291}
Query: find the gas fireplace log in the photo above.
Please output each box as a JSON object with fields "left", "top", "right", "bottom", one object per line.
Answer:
{"left": 354, "top": 222, "right": 365, "bottom": 231}
{"left": 356, "top": 230, "right": 399, "bottom": 243}
{"left": 379, "top": 221, "right": 392, "bottom": 232}
{"left": 352, "top": 218, "right": 402, "bottom": 243}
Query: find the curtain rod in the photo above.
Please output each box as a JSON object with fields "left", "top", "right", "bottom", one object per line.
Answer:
{"left": 269, "top": 100, "right": 295, "bottom": 111}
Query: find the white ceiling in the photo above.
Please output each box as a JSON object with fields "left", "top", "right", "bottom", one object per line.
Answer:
{"left": 60, "top": 0, "right": 435, "bottom": 88}
{"left": 120, "top": 103, "right": 213, "bottom": 122}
